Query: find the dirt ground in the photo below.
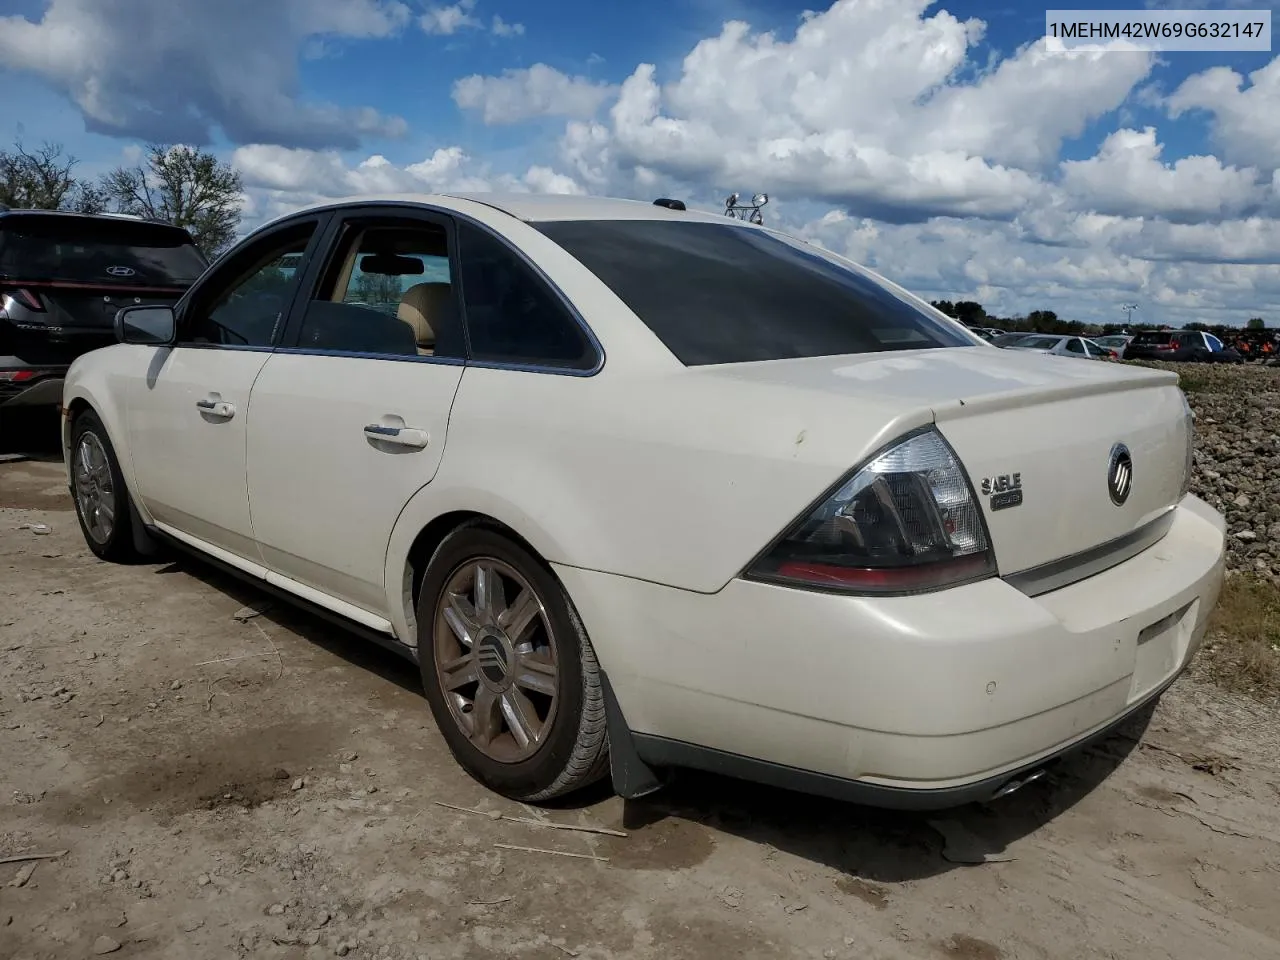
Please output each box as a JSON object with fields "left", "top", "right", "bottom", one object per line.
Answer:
{"left": 3, "top": 440, "right": 1280, "bottom": 960}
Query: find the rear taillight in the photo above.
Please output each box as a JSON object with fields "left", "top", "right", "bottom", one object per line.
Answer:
{"left": 0, "top": 369, "right": 42, "bottom": 382}
{"left": 745, "top": 427, "right": 997, "bottom": 595}
{"left": 0, "top": 288, "right": 45, "bottom": 311}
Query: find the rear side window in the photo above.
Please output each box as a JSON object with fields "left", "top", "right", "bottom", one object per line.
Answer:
{"left": 531, "top": 219, "right": 971, "bottom": 365}
{"left": 0, "top": 215, "right": 207, "bottom": 285}
{"left": 456, "top": 221, "right": 596, "bottom": 371}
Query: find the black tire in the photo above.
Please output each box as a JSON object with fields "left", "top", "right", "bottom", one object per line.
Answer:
{"left": 416, "top": 521, "right": 609, "bottom": 802}
{"left": 69, "top": 410, "right": 142, "bottom": 563}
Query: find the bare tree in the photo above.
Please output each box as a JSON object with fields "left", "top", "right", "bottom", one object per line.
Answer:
{"left": 101, "top": 144, "right": 244, "bottom": 258}
{"left": 0, "top": 139, "right": 105, "bottom": 212}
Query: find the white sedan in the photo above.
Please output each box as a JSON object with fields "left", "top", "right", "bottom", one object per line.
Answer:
{"left": 61, "top": 193, "right": 1226, "bottom": 809}
{"left": 1004, "top": 334, "right": 1116, "bottom": 360}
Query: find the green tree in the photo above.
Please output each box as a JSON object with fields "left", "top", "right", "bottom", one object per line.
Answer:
{"left": 1246, "top": 317, "right": 1265, "bottom": 330}
{"left": 952, "top": 300, "right": 986, "bottom": 325}
{"left": 0, "top": 139, "right": 105, "bottom": 212}
{"left": 101, "top": 144, "right": 244, "bottom": 258}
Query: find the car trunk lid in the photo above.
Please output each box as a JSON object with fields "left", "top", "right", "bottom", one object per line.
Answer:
{"left": 702, "top": 346, "right": 1192, "bottom": 579}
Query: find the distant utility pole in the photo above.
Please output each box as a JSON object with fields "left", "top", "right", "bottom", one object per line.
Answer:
{"left": 1121, "top": 303, "right": 1138, "bottom": 325}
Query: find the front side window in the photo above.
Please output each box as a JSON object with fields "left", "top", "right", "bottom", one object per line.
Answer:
{"left": 295, "top": 219, "right": 462, "bottom": 358}
{"left": 182, "top": 222, "right": 316, "bottom": 347}
{"left": 531, "top": 219, "right": 972, "bottom": 366}
{"left": 456, "top": 221, "right": 596, "bottom": 370}
{"left": 1065, "top": 339, "right": 1085, "bottom": 354}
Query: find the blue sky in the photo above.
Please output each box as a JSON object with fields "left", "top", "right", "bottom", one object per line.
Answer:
{"left": 1, "top": 0, "right": 1278, "bottom": 326}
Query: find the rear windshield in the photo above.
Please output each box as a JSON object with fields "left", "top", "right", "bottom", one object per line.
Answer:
{"left": 0, "top": 215, "right": 208, "bottom": 285}
{"left": 1015, "top": 336, "right": 1062, "bottom": 349}
{"left": 531, "top": 219, "right": 973, "bottom": 365}
{"left": 1130, "top": 331, "right": 1174, "bottom": 345}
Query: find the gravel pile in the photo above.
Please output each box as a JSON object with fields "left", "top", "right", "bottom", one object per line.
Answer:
{"left": 1156, "top": 362, "right": 1280, "bottom": 582}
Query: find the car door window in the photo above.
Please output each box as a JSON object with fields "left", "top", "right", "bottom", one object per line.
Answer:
{"left": 180, "top": 221, "right": 318, "bottom": 347}
{"left": 293, "top": 216, "right": 464, "bottom": 359}
{"left": 1065, "top": 339, "right": 1085, "bottom": 354}
{"left": 455, "top": 220, "right": 597, "bottom": 371}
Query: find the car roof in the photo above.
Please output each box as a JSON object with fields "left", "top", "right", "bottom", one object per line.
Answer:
{"left": 275, "top": 192, "right": 745, "bottom": 227}
{"left": 0, "top": 207, "right": 160, "bottom": 224}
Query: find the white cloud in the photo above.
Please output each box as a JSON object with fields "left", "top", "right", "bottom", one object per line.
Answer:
{"left": 801, "top": 211, "right": 1280, "bottom": 327}
{"left": 453, "top": 65, "right": 617, "bottom": 124}
{"left": 539, "top": 0, "right": 1156, "bottom": 222}
{"left": 0, "top": 0, "right": 410, "bottom": 149}
{"left": 1167, "top": 58, "right": 1280, "bottom": 171}
{"left": 491, "top": 15, "right": 524, "bottom": 38}
{"left": 419, "top": 0, "right": 481, "bottom": 35}
{"left": 231, "top": 143, "right": 585, "bottom": 226}
{"left": 1059, "top": 127, "right": 1266, "bottom": 222}
{"left": 419, "top": 1, "right": 521, "bottom": 38}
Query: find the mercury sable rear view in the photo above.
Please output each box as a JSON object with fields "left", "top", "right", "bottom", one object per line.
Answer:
{"left": 61, "top": 193, "right": 1226, "bottom": 809}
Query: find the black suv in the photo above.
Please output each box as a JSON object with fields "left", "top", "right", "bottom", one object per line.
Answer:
{"left": 1, "top": 207, "right": 208, "bottom": 410}
{"left": 1123, "top": 329, "right": 1243, "bottom": 364}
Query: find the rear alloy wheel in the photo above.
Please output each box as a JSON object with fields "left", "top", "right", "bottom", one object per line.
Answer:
{"left": 70, "top": 411, "right": 142, "bottom": 562}
{"left": 417, "top": 523, "right": 609, "bottom": 801}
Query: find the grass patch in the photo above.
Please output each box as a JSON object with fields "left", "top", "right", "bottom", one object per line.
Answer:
{"left": 1199, "top": 574, "right": 1280, "bottom": 701}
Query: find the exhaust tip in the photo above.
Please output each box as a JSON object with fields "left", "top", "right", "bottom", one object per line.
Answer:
{"left": 989, "top": 767, "right": 1048, "bottom": 801}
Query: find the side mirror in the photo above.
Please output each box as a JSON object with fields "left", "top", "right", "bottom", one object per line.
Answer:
{"left": 115, "top": 305, "right": 176, "bottom": 345}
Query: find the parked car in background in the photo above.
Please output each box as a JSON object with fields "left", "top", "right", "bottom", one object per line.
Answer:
{"left": 1, "top": 207, "right": 207, "bottom": 411}
{"left": 1006, "top": 334, "right": 1114, "bottom": 360}
{"left": 62, "top": 192, "right": 1224, "bottom": 810}
{"left": 991, "top": 332, "right": 1030, "bottom": 348}
{"left": 1123, "top": 329, "right": 1243, "bottom": 364}
{"left": 1093, "top": 334, "right": 1132, "bottom": 358}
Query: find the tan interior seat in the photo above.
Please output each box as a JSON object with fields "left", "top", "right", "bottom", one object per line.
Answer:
{"left": 397, "top": 282, "right": 451, "bottom": 356}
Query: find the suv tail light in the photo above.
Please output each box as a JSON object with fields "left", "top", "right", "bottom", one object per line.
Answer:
{"left": 745, "top": 427, "right": 997, "bottom": 595}
{"left": 0, "top": 287, "right": 46, "bottom": 312}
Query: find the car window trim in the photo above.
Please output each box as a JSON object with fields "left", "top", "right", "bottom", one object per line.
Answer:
{"left": 172, "top": 212, "right": 333, "bottom": 352}
{"left": 271, "top": 200, "right": 604, "bottom": 377}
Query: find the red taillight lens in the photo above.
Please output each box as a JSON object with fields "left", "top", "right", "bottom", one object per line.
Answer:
{"left": 745, "top": 428, "right": 997, "bottom": 596}
{"left": 0, "top": 370, "right": 41, "bottom": 382}
{"left": 1, "top": 288, "right": 45, "bottom": 311}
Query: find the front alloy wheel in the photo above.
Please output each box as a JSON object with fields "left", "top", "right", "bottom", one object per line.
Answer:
{"left": 72, "top": 430, "right": 117, "bottom": 544}
{"left": 69, "top": 410, "right": 142, "bottom": 563}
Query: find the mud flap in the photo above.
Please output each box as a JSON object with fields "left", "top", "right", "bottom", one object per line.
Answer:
{"left": 128, "top": 497, "right": 162, "bottom": 557}
{"left": 600, "top": 671, "right": 665, "bottom": 799}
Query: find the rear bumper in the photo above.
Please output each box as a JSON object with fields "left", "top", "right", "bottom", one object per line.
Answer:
{"left": 0, "top": 357, "right": 67, "bottom": 408}
{"left": 559, "top": 495, "right": 1226, "bottom": 806}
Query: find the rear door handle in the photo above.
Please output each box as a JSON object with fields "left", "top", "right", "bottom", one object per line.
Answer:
{"left": 196, "top": 396, "right": 235, "bottom": 419}
{"left": 364, "top": 423, "right": 429, "bottom": 449}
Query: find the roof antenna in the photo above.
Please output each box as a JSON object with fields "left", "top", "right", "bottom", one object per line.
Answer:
{"left": 724, "top": 192, "right": 768, "bottom": 225}
{"left": 653, "top": 198, "right": 686, "bottom": 211}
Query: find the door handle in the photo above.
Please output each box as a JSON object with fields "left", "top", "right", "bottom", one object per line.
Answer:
{"left": 196, "top": 396, "right": 235, "bottom": 419}
{"left": 364, "top": 423, "right": 429, "bottom": 449}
